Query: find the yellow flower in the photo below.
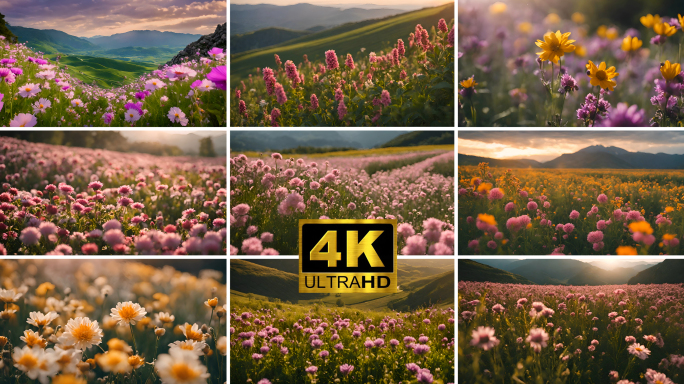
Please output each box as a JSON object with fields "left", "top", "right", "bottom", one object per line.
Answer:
{"left": 574, "top": 44, "right": 587, "bottom": 57}
{"left": 660, "top": 61, "right": 681, "bottom": 81}
{"left": 545, "top": 13, "right": 561, "bottom": 24}
{"left": 97, "top": 351, "right": 131, "bottom": 374}
{"left": 110, "top": 301, "right": 147, "bottom": 326}
{"left": 663, "top": 233, "right": 676, "bottom": 241}
{"left": 665, "top": 206, "right": 675, "bottom": 213}
{"left": 128, "top": 355, "right": 145, "bottom": 369}
{"left": 616, "top": 245, "right": 638, "bottom": 255}
{"left": 476, "top": 182, "right": 492, "bottom": 194}
{"left": 621, "top": 36, "right": 642, "bottom": 52}
{"left": 20, "top": 330, "right": 47, "bottom": 348}
{"left": 477, "top": 213, "right": 497, "bottom": 226}
{"left": 640, "top": 14, "right": 661, "bottom": 28}
{"left": 53, "top": 375, "right": 87, "bottom": 384}
{"left": 586, "top": 60, "right": 619, "bottom": 91}
{"left": 489, "top": 2, "right": 506, "bottom": 14}
{"left": 597, "top": 25, "right": 607, "bottom": 38}
{"left": 628, "top": 221, "right": 653, "bottom": 235}
{"left": 680, "top": 14, "right": 684, "bottom": 30}
{"left": 460, "top": 76, "right": 478, "bottom": 89}
{"left": 654, "top": 22, "right": 676, "bottom": 37}
{"left": 571, "top": 12, "right": 585, "bottom": 24}
{"left": 35, "top": 282, "right": 55, "bottom": 296}
{"left": 535, "top": 30, "right": 576, "bottom": 64}
{"left": 605, "top": 27, "right": 619, "bottom": 40}
{"left": 518, "top": 22, "right": 533, "bottom": 34}
{"left": 204, "top": 297, "right": 219, "bottom": 308}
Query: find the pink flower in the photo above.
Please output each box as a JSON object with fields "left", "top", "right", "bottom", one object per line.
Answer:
{"left": 438, "top": 18, "right": 448, "bottom": 33}
{"left": 20, "top": 227, "right": 41, "bottom": 246}
{"left": 347, "top": 202, "right": 356, "bottom": 210}
{"left": 285, "top": 60, "right": 299, "bottom": 83}
{"left": 563, "top": 223, "right": 575, "bottom": 233}
{"left": 488, "top": 188, "right": 504, "bottom": 200}
{"left": 274, "top": 54, "right": 282, "bottom": 66}
{"left": 275, "top": 83, "right": 287, "bottom": 105}
{"left": 310, "top": 93, "right": 319, "bottom": 109}
{"left": 325, "top": 50, "right": 339, "bottom": 70}
{"left": 397, "top": 223, "right": 415, "bottom": 238}
{"left": 597, "top": 194, "right": 608, "bottom": 203}
{"left": 345, "top": 53, "right": 355, "bottom": 70}
{"left": 103, "top": 229, "right": 126, "bottom": 246}
{"left": 398, "top": 39, "right": 406, "bottom": 56}
{"left": 526, "top": 328, "right": 549, "bottom": 353}
{"left": 401, "top": 235, "right": 426, "bottom": 255}
{"left": 260, "top": 232, "right": 273, "bottom": 242}
{"left": 9, "top": 113, "right": 37, "bottom": 127}
{"left": 262, "top": 67, "right": 276, "bottom": 95}
{"left": 337, "top": 100, "right": 347, "bottom": 120}
{"left": 587, "top": 231, "right": 604, "bottom": 243}
{"left": 527, "top": 201, "right": 538, "bottom": 211}
{"left": 335, "top": 88, "right": 344, "bottom": 102}
{"left": 239, "top": 100, "right": 246, "bottom": 116}
{"left": 277, "top": 193, "right": 305, "bottom": 215}
{"left": 504, "top": 202, "right": 516, "bottom": 212}
{"left": 569, "top": 210, "right": 580, "bottom": 219}
{"left": 271, "top": 108, "right": 281, "bottom": 126}
{"left": 470, "top": 326, "right": 499, "bottom": 350}
{"left": 242, "top": 237, "right": 264, "bottom": 255}
{"left": 88, "top": 181, "right": 103, "bottom": 190}
{"left": 380, "top": 90, "right": 391, "bottom": 106}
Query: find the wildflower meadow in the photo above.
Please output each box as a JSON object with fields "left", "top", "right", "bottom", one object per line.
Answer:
{"left": 229, "top": 147, "right": 455, "bottom": 255}
{"left": 230, "top": 298, "right": 455, "bottom": 384}
{"left": 0, "top": 137, "right": 227, "bottom": 255}
{"left": 458, "top": 280, "right": 684, "bottom": 384}
{"left": 0, "top": 35, "right": 227, "bottom": 127}
{"left": 0, "top": 259, "right": 227, "bottom": 384}
{"left": 458, "top": 1, "right": 684, "bottom": 126}
{"left": 459, "top": 163, "right": 684, "bottom": 255}
{"left": 230, "top": 19, "right": 455, "bottom": 127}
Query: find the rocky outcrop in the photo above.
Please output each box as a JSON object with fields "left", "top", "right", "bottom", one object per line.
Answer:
{"left": 161, "top": 23, "right": 226, "bottom": 68}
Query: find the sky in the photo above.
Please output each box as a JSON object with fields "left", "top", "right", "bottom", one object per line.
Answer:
{"left": 3, "top": 0, "right": 227, "bottom": 37}
{"left": 459, "top": 131, "right": 684, "bottom": 162}
{"left": 230, "top": 0, "right": 451, "bottom": 9}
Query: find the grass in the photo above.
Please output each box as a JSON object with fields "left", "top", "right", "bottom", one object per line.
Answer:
{"left": 232, "top": 144, "right": 454, "bottom": 159}
{"left": 429, "top": 157, "right": 455, "bottom": 178}
{"left": 229, "top": 2, "right": 455, "bottom": 83}
{"left": 48, "top": 54, "right": 158, "bottom": 88}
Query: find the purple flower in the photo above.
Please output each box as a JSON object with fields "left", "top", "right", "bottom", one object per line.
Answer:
{"left": 413, "top": 344, "right": 430, "bottom": 355}
{"left": 311, "top": 339, "right": 323, "bottom": 348}
{"left": 207, "top": 65, "right": 227, "bottom": 90}
{"left": 305, "top": 366, "right": 318, "bottom": 374}
{"left": 340, "top": 364, "right": 354, "bottom": 376}
{"left": 124, "top": 102, "right": 143, "bottom": 115}
{"left": 319, "top": 350, "right": 329, "bottom": 358}
{"left": 560, "top": 74, "right": 579, "bottom": 93}
{"left": 651, "top": 35, "right": 667, "bottom": 45}
{"left": 416, "top": 369, "right": 434, "bottom": 383}
{"left": 242, "top": 338, "right": 254, "bottom": 348}
{"left": 406, "top": 363, "right": 421, "bottom": 373}
{"left": 598, "top": 103, "right": 648, "bottom": 126}
{"left": 252, "top": 353, "right": 263, "bottom": 361}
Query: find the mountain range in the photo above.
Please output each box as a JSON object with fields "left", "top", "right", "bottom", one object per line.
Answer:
{"left": 460, "top": 259, "right": 684, "bottom": 286}
{"left": 230, "top": 3, "right": 404, "bottom": 35}
{"left": 119, "top": 132, "right": 226, "bottom": 157}
{"left": 459, "top": 145, "right": 684, "bottom": 169}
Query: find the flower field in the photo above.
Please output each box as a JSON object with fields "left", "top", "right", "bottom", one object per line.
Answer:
{"left": 0, "top": 137, "right": 226, "bottom": 255}
{"left": 0, "top": 259, "right": 227, "bottom": 384}
{"left": 230, "top": 19, "right": 454, "bottom": 127}
{"left": 458, "top": 280, "right": 684, "bottom": 383}
{"left": 458, "top": 2, "right": 684, "bottom": 126}
{"left": 459, "top": 163, "right": 684, "bottom": 255}
{"left": 229, "top": 147, "right": 455, "bottom": 255}
{"left": 230, "top": 299, "right": 454, "bottom": 384}
{"left": 0, "top": 36, "right": 226, "bottom": 127}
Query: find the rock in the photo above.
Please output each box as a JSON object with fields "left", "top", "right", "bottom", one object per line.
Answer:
{"left": 160, "top": 23, "right": 226, "bottom": 69}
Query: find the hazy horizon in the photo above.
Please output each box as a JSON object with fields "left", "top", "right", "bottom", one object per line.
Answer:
{"left": 459, "top": 131, "right": 684, "bottom": 162}
{"left": 3, "top": 0, "right": 226, "bottom": 37}
{"left": 230, "top": 0, "right": 452, "bottom": 9}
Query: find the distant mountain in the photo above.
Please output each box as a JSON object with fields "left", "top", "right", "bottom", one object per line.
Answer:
{"left": 8, "top": 24, "right": 98, "bottom": 53}
{"left": 380, "top": 131, "right": 454, "bottom": 147}
{"left": 86, "top": 30, "right": 202, "bottom": 50}
{"left": 231, "top": 27, "right": 311, "bottom": 54}
{"left": 120, "top": 132, "right": 226, "bottom": 156}
{"left": 231, "top": 3, "right": 404, "bottom": 35}
{"left": 483, "top": 259, "right": 639, "bottom": 285}
{"left": 458, "top": 260, "right": 535, "bottom": 285}
{"left": 588, "top": 260, "right": 658, "bottom": 272}
{"left": 230, "top": 131, "right": 403, "bottom": 152}
{"left": 628, "top": 260, "right": 684, "bottom": 284}
{"left": 460, "top": 145, "right": 684, "bottom": 169}
{"left": 566, "top": 265, "right": 639, "bottom": 285}
{"left": 458, "top": 154, "right": 542, "bottom": 168}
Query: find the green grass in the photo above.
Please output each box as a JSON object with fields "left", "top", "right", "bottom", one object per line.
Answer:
{"left": 388, "top": 270, "right": 454, "bottom": 311}
{"left": 48, "top": 54, "right": 158, "bottom": 88}
{"left": 84, "top": 46, "right": 180, "bottom": 64}
{"left": 429, "top": 157, "right": 455, "bottom": 178}
{"left": 230, "top": 3, "right": 455, "bottom": 84}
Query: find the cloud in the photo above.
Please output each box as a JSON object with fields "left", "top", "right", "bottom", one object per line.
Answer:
{"left": 4, "top": 0, "right": 226, "bottom": 36}
{"left": 458, "top": 131, "right": 684, "bottom": 161}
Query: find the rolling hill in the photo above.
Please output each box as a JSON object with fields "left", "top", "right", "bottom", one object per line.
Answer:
{"left": 458, "top": 260, "right": 535, "bottom": 284}
{"left": 86, "top": 46, "right": 180, "bottom": 64}
{"left": 230, "top": 3, "right": 454, "bottom": 83}
{"left": 230, "top": 259, "right": 326, "bottom": 302}
{"left": 230, "top": 131, "right": 406, "bottom": 151}
{"left": 459, "top": 145, "right": 684, "bottom": 169}
{"left": 47, "top": 55, "right": 157, "bottom": 88}
{"left": 85, "top": 30, "right": 202, "bottom": 50}
{"left": 231, "top": 27, "right": 312, "bottom": 54}
{"left": 380, "top": 131, "right": 454, "bottom": 147}
{"left": 387, "top": 270, "right": 454, "bottom": 311}
{"left": 628, "top": 260, "right": 684, "bottom": 284}
{"left": 8, "top": 24, "right": 98, "bottom": 53}
{"left": 231, "top": 3, "right": 404, "bottom": 35}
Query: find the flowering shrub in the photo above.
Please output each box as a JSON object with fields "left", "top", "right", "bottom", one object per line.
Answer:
{"left": 0, "top": 137, "right": 227, "bottom": 255}
{"left": 459, "top": 280, "right": 684, "bottom": 383}
{"left": 231, "top": 20, "right": 454, "bottom": 127}
{"left": 459, "top": 163, "right": 684, "bottom": 255}
{"left": 458, "top": 4, "right": 684, "bottom": 126}
{"left": 0, "top": 259, "right": 226, "bottom": 383}
{"left": 230, "top": 300, "right": 454, "bottom": 383}
{"left": 0, "top": 35, "right": 226, "bottom": 127}
{"left": 230, "top": 148, "right": 455, "bottom": 255}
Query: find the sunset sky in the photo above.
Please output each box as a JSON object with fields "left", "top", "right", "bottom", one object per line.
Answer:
{"left": 230, "top": 0, "right": 451, "bottom": 8}
{"left": 2, "top": 0, "right": 226, "bottom": 37}
{"left": 459, "top": 131, "right": 684, "bottom": 162}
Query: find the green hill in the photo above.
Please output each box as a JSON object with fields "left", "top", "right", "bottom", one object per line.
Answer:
{"left": 380, "top": 131, "right": 454, "bottom": 147}
{"left": 628, "top": 260, "right": 684, "bottom": 284}
{"left": 231, "top": 28, "right": 311, "bottom": 54}
{"left": 0, "top": 14, "right": 16, "bottom": 42}
{"left": 48, "top": 55, "right": 157, "bottom": 88}
{"left": 8, "top": 24, "right": 98, "bottom": 53}
{"left": 458, "top": 260, "right": 535, "bottom": 285}
{"left": 388, "top": 270, "right": 454, "bottom": 311}
{"left": 458, "top": 154, "right": 543, "bottom": 168}
{"left": 230, "top": 3, "right": 454, "bottom": 83}
{"left": 87, "top": 46, "right": 179, "bottom": 64}
{"left": 230, "top": 259, "right": 326, "bottom": 302}
{"left": 566, "top": 265, "right": 639, "bottom": 285}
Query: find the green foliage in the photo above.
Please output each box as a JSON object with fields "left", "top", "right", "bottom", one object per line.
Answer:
{"left": 429, "top": 158, "right": 455, "bottom": 178}
{"left": 336, "top": 298, "right": 345, "bottom": 307}
{"left": 458, "top": 260, "right": 536, "bottom": 285}
{"left": 0, "top": 13, "right": 17, "bottom": 42}
{"left": 48, "top": 54, "right": 158, "bottom": 88}
{"left": 364, "top": 153, "right": 434, "bottom": 176}
{"left": 231, "top": 27, "right": 311, "bottom": 54}
{"left": 199, "top": 137, "right": 217, "bottom": 157}
{"left": 380, "top": 131, "right": 454, "bottom": 147}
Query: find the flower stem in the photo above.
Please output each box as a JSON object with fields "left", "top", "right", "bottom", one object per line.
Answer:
{"left": 129, "top": 324, "right": 138, "bottom": 355}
